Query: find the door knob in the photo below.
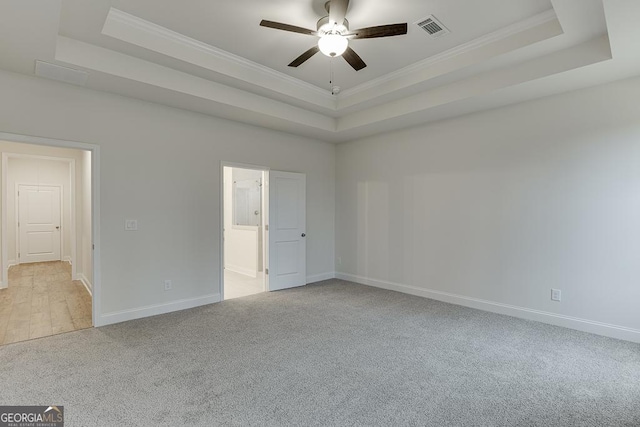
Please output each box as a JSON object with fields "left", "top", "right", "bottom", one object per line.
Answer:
{"left": 56, "top": 226, "right": 60, "bottom": 230}
{"left": 301, "top": 233, "right": 306, "bottom": 237}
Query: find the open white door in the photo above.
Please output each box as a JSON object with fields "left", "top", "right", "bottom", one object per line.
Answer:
{"left": 268, "top": 171, "right": 306, "bottom": 291}
{"left": 18, "top": 185, "right": 62, "bottom": 264}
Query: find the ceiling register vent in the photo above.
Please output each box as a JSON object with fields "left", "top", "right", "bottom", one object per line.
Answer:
{"left": 416, "top": 15, "right": 450, "bottom": 38}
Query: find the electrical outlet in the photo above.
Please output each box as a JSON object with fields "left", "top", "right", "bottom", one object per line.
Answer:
{"left": 551, "top": 289, "right": 561, "bottom": 302}
{"left": 125, "top": 219, "right": 138, "bottom": 231}
{"left": 164, "top": 280, "right": 172, "bottom": 291}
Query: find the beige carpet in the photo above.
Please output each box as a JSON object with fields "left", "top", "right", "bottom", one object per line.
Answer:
{"left": 1, "top": 279, "right": 639, "bottom": 426}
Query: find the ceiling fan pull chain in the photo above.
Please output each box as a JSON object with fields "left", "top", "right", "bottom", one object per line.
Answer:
{"left": 329, "top": 57, "right": 334, "bottom": 91}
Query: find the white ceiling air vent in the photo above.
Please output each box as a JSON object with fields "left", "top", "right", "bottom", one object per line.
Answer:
{"left": 415, "top": 15, "right": 450, "bottom": 39}
{"left": 35, "top": 60, "right": 89, "bottom": 86}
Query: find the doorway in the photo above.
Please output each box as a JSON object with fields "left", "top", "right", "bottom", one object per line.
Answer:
{"left": 221, "top": 163, "right": 308, "bottom": 300}
{"left": 222, "top": 165, "right": 268, "bottom": 300}
{"left": 0, "top": 142, "right": 94, "bottom": 345}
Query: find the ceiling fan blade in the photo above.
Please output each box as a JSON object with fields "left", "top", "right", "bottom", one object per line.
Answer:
{"left": 349, "top": 23, "right": 408, "bottom": 39}
{"left": 288, "top": 46, "right": 320, "bottom": 67}
{"left": 329, "top": 0, "right": 349, "bottom": 26}
{"left": 342, "top": 46, "right": 366, "bottom": 71}
{"left": 260, "top": 20, "right": 317, "bottom": 36}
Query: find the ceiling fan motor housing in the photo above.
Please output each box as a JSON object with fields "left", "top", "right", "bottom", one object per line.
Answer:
{"left": 317, "top": 16, "right": 349, "bottom": 35}
{"left": 259, "top": 0, "right": 407, "bottom": 71}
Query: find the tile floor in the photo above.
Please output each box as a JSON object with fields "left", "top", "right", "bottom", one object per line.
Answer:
{"left": 0, "top": 261, "right": 92, "bottom": 345}
{"left": 224, "top": 270, "right": 264, "bottom": 300}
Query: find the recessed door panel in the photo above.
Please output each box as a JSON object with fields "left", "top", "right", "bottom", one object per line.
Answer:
{"left": 26, "top": 191, "right": 54, "bottom": 224}
{"left": 275, "top": 178, "right": 298, "bottom": 230}
{"left": 26, "top": 232, "right": 55, "bottom": 255}
{"left": 275, "top": 241, "right": 299, "bottom": 276}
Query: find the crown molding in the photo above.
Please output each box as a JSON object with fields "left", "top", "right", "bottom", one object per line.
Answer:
{"left": 55, "top": 36, "right": 336, "bottom": 133}
{"left": 102, "top": 7, "right": 562, "bottom": 114}
{"left": 103, "top": 8, "right": 338, "bottom": 110}
{"left": 338, "top": 9, "right": 560, "bottom": 101}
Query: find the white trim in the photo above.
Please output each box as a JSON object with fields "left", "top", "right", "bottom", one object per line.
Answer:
{"left": 339, "top": 9, "right": 559, "bottom": 99}
{"left": 99, "top": 293, "right": 220, "bottom": 326}
{"left": 0, "top": 132, "right": 100, "bottom": 327}
{"left": 101, "top": 7, "right": 559, "bottom": 114}
{"left": 78, "top": 273, "right": 92, "bottom": 296}
{"left": 6, "top": 259, "right": 17, "bottom": 267}
{"left": 335, "top": 272, "right": 640, "bottom": 344}
{"left": 91, "top": 145, "right": 101, "bottom": 327}
{"left": 307, "top": 272, "right": 335, "bottom": 284}
{"left": 63, "top": 256, "right": 72, "bottom": 263}
{"left": 103, "top": 8, "right": 335, "bottom": 109}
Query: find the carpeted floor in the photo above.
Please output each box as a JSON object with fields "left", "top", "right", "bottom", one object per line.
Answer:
{"left": 1, "top": 280, "right": 639, "bottom": 426}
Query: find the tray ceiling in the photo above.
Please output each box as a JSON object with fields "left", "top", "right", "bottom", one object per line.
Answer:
{"left": 1, "top": 0, "right": 639, "bottom": 142}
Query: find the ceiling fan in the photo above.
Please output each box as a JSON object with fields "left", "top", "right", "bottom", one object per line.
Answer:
{"left": 260, "top": 0, "right": 408, "bottom": 71}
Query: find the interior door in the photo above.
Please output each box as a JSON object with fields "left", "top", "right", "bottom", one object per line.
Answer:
{"left": 268, "top": 171, "right": 306, "bottom": 291}
{"left": 18, "top": 185, "right": 62, "bottom": 264}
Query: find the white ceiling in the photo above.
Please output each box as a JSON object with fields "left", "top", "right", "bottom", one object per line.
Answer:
{"left": 59, "top": 0, "right": 555, "bottom": 91}
{"left": 1, "top": 0, "right": 639, "bottom": 143}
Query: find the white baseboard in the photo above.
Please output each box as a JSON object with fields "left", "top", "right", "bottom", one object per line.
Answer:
{"left": 307, "top": 272, "right": 336, "bottom": 284}
{"left": 336, "top": 272, "right": 640, "bottom": 344}
{"left": 97, "top": 293, "right": 221, "bottom": 327}
{"left": 63, "top": 256, "right": 72, "bottom": 263}
{"left": 2, "top": 260, "right": 18, "bottom": 288}
{"left": 78, "top": 273, "right": 92, "bottom": 296}
{"left": 225, "top": 264, "right": 257, "bottom": 278}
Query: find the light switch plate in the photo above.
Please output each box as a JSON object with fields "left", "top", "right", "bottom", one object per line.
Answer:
{"left": 125, "top": 219, "right": 138, "bottom": 231}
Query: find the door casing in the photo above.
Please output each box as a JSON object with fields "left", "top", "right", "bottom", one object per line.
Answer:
{"left": 0, "top": 132, "right": 100, "bottom": 327}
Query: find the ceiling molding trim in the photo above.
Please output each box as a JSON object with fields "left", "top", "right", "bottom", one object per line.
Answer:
{"left": 337, "top": 35, "right": 612, "bottom": 133}
{"left": 102, "top": 8, "right": 337, "bottom": 110}
{"left": 55, "top": 36, "right": 337, "bottom": 132}
{"left": 338, "top": 9, "right": 560, "bottom": 100}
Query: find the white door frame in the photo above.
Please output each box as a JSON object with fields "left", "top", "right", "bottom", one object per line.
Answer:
{"left": 220, "top": 161, "right": 269, "bottom": 301}
{"left": 4, "top": 153, "right": 74, "bottom": 271}
{"left": 16, "top": 183, "right": 64, "bottom": 264}
{"left": 3, "top": 154, "right": 74, "bottom": 277}
{"left": 0, "top": 132, "right": 101, "bottom": 327}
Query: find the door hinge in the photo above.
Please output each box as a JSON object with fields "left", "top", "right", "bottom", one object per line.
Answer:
{"left": 92, "top": 244, "right": 95, "bottom": 250}
{"left": 17, "top": 221, "right": 20, "bottom": 227}
{"left": 18, "top": 252, "right": 20, "bottom": 258}
{"left": 265, "top": 224, "right": 269, "bottom": 231}
{"left": 265, "top": 268, "right": 269, "bottom": 275}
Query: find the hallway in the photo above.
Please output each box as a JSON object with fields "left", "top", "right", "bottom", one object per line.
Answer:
{"left": 0, "top": 261, "right": 92, "bottom": 345}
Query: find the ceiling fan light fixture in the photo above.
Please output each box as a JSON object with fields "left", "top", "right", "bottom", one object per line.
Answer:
{"left": 318, "top": 33, "right": 348, "bottom": 57}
